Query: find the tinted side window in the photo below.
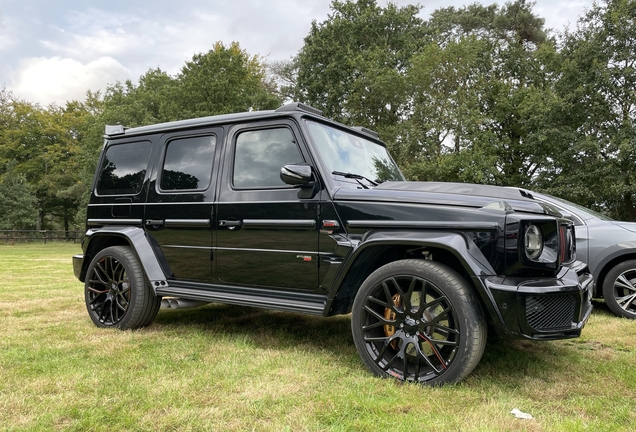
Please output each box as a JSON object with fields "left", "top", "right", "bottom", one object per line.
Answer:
{"left": 97, "top": 141, "right": 151, "bottom": 195}
{"left": 233, "top": 128, "right": 303, "bottom": 189}
{"left": 160, "top": 135, "right": 216, "bottom": 191}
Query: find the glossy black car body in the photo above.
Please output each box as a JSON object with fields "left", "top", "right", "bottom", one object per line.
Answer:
{"left": 73, "top": 103, "right": 593, "bottom": 384}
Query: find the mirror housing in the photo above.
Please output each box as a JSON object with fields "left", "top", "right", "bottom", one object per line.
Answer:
{"left": 280, "top": 163, "right": 314, "bottom": 186}
{"left": 280, "top": 163, "right": 319, "bottom": 199}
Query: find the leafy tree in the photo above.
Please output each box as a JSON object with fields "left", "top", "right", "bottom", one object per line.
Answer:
{"left": 540, "top": 0, "right": 636, "bottom": 220}
{"left": 178, "top": 42, "right": 281, "bottom": 118}
{"left": 404, "top": 1, "right": 562, "bottom": 188}
{"left": 0, "top": 88, "right": 86, "bottom": 231}
{"left": 286, "top": 0, "right": 424, "bottom": 134}
{"left": 0, "top": 164, "right": 39, "bottom": 230}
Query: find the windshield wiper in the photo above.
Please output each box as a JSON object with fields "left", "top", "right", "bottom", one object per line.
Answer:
{"left": 332, "top": 171, "right": 379, "bottom": 188}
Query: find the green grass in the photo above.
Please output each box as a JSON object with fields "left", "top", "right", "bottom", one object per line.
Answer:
{"left": 1, "top": 243, "right": 635, "bottom": 431}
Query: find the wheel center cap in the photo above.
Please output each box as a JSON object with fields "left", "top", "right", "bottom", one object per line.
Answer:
{"left": 403, "top": 317, "right": 418, "bottom": 332}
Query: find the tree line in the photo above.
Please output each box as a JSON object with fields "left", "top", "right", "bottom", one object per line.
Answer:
{"left": 1, "top": 0, "right": 635, "bottom": 232}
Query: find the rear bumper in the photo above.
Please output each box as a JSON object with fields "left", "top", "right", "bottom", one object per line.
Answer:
{"left": 482, "top": 261, "right": 593, "bottom": 340}
{"left": 73, "top": 254, "right": 84, "bottom": 281}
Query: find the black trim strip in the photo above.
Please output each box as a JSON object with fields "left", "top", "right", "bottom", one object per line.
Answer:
{"left": 214, "top": 247, "right": 316, "bottom": 254}
{"left": 242, "top": 219, "right": 316, "bottom": 229}
{"left": 88, "top": 219, "right": 142, "bottom": 226}
{"left": 164, "top": 219, "right": 210, "bottom": 228}
{"left": 346, "top": 220, "right": 499, "bottom": 230}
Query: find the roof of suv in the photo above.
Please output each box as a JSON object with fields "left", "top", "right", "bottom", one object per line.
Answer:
{"left": 104, "top": 102, "right": 383, "bottom": 142}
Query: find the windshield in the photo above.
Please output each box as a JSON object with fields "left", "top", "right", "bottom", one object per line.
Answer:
{"left": 536, "top": 193, "right": 614, "bottom": 221}
{"left": 306, "top": 120, "right": 404, "bottom": 184}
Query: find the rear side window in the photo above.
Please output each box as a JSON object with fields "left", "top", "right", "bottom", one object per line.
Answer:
{"left": 233, "top": 127, "right": 303, "bottom": 189}
{"left": 160, "top": 135, "right": 216, "bottom": 191}
{"left": 97, "top": 141, "right": 151, "bottom": 195}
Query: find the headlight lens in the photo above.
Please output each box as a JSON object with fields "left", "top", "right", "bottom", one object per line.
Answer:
{"left": 525, "top": 224, "right": 543, "bottom": 260}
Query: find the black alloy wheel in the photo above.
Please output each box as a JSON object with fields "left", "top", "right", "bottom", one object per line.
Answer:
{"left": 351, "top": 259, "right": 486, "bottom": 385}
{"left": 84, "top": 246, "right": 161, "bottom": 329}
{"left": 603, "top": 260, "right": 636, "bottom": 319}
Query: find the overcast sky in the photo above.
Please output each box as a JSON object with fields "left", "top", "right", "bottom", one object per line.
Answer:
{"left": 0, "top": 0, "right": 592, "bottom": 106}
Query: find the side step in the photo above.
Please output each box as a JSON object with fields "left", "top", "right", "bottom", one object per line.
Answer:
{"left": 155, "top": 282, "right": 327, "bottom": 316}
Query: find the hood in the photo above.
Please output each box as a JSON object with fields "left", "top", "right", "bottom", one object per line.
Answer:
{"left": 333, "top": 181, "right": 558, "bottom": 216}
{"left": 611, "top": 221, "right": 636, "bottom": 234}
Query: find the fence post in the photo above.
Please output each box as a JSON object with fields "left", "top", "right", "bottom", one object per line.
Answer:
{"left": 43, "top": 230, "right": 47, "bottom": 245}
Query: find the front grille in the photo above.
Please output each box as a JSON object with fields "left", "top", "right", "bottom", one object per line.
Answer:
{"left": 526, "top": 295, "right": 576, "bottom": 331}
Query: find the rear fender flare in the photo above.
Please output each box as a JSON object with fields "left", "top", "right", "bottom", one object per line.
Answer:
{"left": 81, "top": 226, "right": 169, "bottom": 291}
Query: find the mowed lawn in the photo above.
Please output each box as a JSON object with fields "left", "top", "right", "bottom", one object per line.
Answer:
{"left": 1, "top": 243, "right": 635, "bottom": 431}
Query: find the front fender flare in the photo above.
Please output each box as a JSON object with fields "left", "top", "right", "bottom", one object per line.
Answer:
{"left": 325, "top": 230, "right": 497, "bottom": 314}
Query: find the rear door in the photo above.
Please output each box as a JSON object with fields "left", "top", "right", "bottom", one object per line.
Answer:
{"left": 144, "top": 128, "right": 221, "bottom": 282}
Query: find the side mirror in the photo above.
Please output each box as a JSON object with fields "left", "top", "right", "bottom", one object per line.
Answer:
{"left": 280, "top": 163, "right": 314, "bottom": 186}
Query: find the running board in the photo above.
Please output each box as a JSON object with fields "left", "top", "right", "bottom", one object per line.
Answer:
{"left": 155, "top": 282, "right": 327, "bottom": 316}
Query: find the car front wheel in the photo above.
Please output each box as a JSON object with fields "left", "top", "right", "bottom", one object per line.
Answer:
{"left": 351, "top": 259, "right": 486, "bottom": 386}
{"left": 602, "top": 260, "right": 636, "bottom": 319}
{"left": 84, "top": 246, "right": 161, "bottom": 329}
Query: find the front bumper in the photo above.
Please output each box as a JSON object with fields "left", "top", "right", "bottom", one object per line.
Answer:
{"left": 482, "top": 261, "right": 593, "bottom": 340}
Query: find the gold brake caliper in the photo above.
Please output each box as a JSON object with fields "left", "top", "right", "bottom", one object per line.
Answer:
{"left": 384, "top": 293, "right": 402, "bottom": 350}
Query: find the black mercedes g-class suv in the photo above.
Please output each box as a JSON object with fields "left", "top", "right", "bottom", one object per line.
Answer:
{"left": 73, "top": 102, "right": 593, "bottom": 385}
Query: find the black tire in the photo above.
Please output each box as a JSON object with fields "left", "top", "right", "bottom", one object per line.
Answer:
{"left": 84, "top": 246, "right": 161, "bottom": 329}
{"left": 351, "top": 259, "right": 486, "bottom": 385}
{"left": 602, "top": 260, "right": 636, "bottom": 319}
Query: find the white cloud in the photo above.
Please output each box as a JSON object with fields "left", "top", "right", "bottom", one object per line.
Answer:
{"left": 10, "top": 56, "right": 131, "bottom": 105}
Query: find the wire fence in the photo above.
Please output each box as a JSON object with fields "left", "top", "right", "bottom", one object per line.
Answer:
{"left": 0, "top": 230, "right": 83, "bottom": 245}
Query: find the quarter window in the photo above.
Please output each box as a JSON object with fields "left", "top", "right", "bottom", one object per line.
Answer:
{"left": 97, "top": 141, "right": 151, "bottom": 195}
{"left": 233, "top": 128, "right": 303, "bottom": 188}
{"left": 160, "top": 135, "right": 216, "bottom": 191}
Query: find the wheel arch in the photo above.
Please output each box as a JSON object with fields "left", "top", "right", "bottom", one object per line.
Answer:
{"left": 325, "top": 231, "right": 496, "bottom": 317}
{"left": 594, "top": 249, "right": 636, "bottom": 298}
{"left": 79, "top": 226, "right": 169, "bottom": 290}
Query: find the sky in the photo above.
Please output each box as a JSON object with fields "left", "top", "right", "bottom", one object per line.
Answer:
{"left": 0, "top": 0, "right": 593, "bottom": 106}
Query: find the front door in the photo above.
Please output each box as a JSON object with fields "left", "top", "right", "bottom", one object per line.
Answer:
{"left": 145, "top": 129, "right": 221, "bottom": 281}
{"left": 215, "top": 121, "right": 320, "bottom": 290}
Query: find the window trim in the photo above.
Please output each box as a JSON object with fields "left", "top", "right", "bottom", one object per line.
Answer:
{"left": 230, "top": 125, "right": 305, "bottom": 191}
{"left": 95, "top": 140, "right": 152, "bottom": 197}
{"left": 156, "top": 133, "right": 217, "bottom": 194}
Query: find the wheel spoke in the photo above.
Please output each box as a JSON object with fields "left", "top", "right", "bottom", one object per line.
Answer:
{"left": 418, "top": 334, "right": 447, "bottom": 372}
{"left": 405, "top": 278, "right": 417, "bottom": 311}
{"left": 427, "top": 322, "right": 460, "bottom": 336}
{"left": 380, "top": 352, "right": 401, "bottom": 372}
{"left": 93, "top": 262, "right": 109, "bottom": 284}
{"left": 367, "top": 295, "right": 389, "bottom": 308}
{"left": 390, "top": 277, "right": 407, "bottom": 299}
{"left": 421, "top": 296, "right": 446, "bottom": 312}
{"left": 363, "top": 305, "right": 393, "bottom": 327}
{"left": 615, "top": 274, "right": 636, "bottom": 292}
{"left": 414, "top": 341, "right": 444, "bottom": 374}
{"left": 617, "top": 292, "right": 636, "bottom": 310}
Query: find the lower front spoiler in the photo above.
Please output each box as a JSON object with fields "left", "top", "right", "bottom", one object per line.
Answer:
{"left": 483, "top": 262, "right": 594, "bottom": 340}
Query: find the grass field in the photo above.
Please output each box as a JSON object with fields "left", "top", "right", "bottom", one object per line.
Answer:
{"left": 1, "top": 243, "right": 635, "bottom": 431}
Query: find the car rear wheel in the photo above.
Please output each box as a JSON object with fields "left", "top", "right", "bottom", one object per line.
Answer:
{"left": 602, "top": 260, "right": 636, "bottom": 319}
{"left": 351, "top": 259, "right": 486, "bottom": 385}
{"left": 84, "top": 246, "right": 161, "bottom": 329}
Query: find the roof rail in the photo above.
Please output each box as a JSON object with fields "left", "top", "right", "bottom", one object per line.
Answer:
{"left": 351, "top": 126, "right": 379, "bottom": 139}
{"left": 275, "top": 102, "right": 324, "bottom": 116}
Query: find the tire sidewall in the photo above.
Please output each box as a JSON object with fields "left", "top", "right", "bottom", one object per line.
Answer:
{"left": 84, "top": 246, "right": 148, "bottom": 329}
{"left": 351, "top": 259, "right": 485, "bottom": 386}
{"left": 602, "top": 260, "right": 636, "bottom": 319}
